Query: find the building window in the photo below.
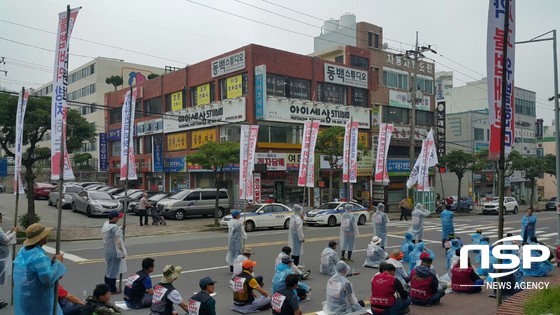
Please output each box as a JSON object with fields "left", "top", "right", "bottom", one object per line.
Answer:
{"left": 258, "top": 123, "right": 303, "bottom": 144}
{"left": 474, "top": 128, "right": 485, "bottom": 141}
{"left": 219, "top": 73, "right": 248, "bottom": 100}
{"left": 317, "top": 82, "right": 346, "bottom": 105}
{"left": 415, "top": 77, "right": 434, "bottom": 95}
{"left": 220, "top": 125, "right": 241, "bottom": 142}
{"left": 144, "top": 97, "right": 163, "bottom": 116}
{"left": 266, "top": 74, "right": 311, "bottom": 100}
{"left": 374, "top": 33, "right": 380, "bottom": 49}
{"left": 416, "top": 110, "right": 433, "bottom": 127}
{"left": 335, "top": 55, "right": 343, "bottom": 63}
{"left": 135, "top": 100, "right": 144, "bottom": 119}
{"left": 109, "top": 108, "right": 122, "bottom": 124}
{"left": 367, "top": 32, "right": 373, "bottom": 47}
{"left": 383, "top": 70, "right": 409, "bottom": 90}
{"left": 350, "top": 55, "right": 369, "bottom": 69}
{"left": 383, "top": 106, "right": 409, "bottom": 125}
{"left": 143, "top": 136, "right": 152, "bottom": 154}
{"left": 351, "top": 88, "right": 368, "bottom": 107}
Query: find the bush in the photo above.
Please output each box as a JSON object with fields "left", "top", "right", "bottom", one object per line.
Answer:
{"left": 524, "top": 286, "right": 560, "bottom": 315}
{"left": 18, "top": 213, "right": 40, "bottom": 229}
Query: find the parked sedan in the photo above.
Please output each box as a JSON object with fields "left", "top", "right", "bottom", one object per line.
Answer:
{"left": 72, "top": 190, "right": 123, "bottom": 217}
{"left": 304, "top": 202, "right": 370, "bottom": 227}
{"left": 545, "top": 197, "right": 557, "bottom": 211}
{"left": 48, "top": 184, "right": 83, "bottom": 208}
{"left": 220, "top": 203, "right": 293, "bottom": 232}
{"left": 131, "top": 192, "right": 171, "bottom": 215}
{"left": 482, "top": 197, "right": 519, "bottom": 215}
{"left": 33, "top": 183, "right": 56, "bottom": 199}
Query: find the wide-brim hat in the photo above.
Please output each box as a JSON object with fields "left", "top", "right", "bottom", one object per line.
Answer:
{"left": 390, "top": 249, "right": 404, "bottom": 260}
{"left": 371, "top": 236, "right": 382, "bottom": 245}
{"left": 161, "top": 265, "right": 182, "bottom": 283}
{"left": 242, "top": 248, "right": 254, "bottom": 255}
{"left": 23, "top": 223, "right": 52, "bottom": 246}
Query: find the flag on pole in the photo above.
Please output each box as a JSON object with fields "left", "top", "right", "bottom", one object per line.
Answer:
{"left": 374, "top": 123, "right": 394, "bottom": 184}
{"left": 298, "top": 120, "right": 320, "bottom": 187}
{"left": 245, "top": 125, "right": 259, "bottom": 200}
{"left": 239, "top": 125, "right": 259, "bottom": 200}
{"left": 51, "top": 7, "right": 80, "bottom": 180}
{"left": 487, "top": 0, "right": 515, "bottom": 160}
{"left": 406, "top": 129, "right": 438, "bottom": 190}
{"left": 342, "top": 121, "right": 359, "bottom": 183}
{"left": 120, "top": 89, "right": 138, "bottom": 180}
{"left": 14, "top": 89, "right": 29, "bottom": 195}
{"left": 342, "top": 121, "right": 351, "bottom": 183}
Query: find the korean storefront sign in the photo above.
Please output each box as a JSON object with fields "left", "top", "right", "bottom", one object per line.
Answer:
{"left": 167, "top": 133, "right": 187, "bottom": 151}
{"left": 99, "top": 133, "right": 108, "bottom": 172}
{"left": 386, "top": 53, "right": 433, "bottom": 74}
{"left": 163, "top": 157, "right": 186, "bottom": 172}
{"left": 197, "top": 84, "right": 211, "bottom": 106}
{"left": 191, "top": 129, "right": 217, "bottom": 149}
{"left": 171, "top": 91, "right": 183, "bottom": 111}
{"left": 152, "top": 136, "right": 164, "bottom": 172}
{"left": 435, "top": 100, "right": 446, "bottom": 158}
{"left": 323, "top": 64, "right": 368, "bottom": 88}
{"left": 255, "top": 65, "right": 267, "bottom": 120}
{"left": 137, "top": 118, "right": 163, "bottom": 136}
{"left": 211, "top": 50, "right": 245, "bottom": 78}
{"left": 226, "top": 74, "right": 243, "bottom": 99}
{"left": 163, "top": 99, "right": 246, "bottom": 132}
{"left": 389, "top": 90, "right": 430, "bottom": 111}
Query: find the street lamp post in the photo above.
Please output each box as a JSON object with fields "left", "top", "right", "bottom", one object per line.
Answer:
{"left": 516, "top": 30, "right": 560, "bottom": 245}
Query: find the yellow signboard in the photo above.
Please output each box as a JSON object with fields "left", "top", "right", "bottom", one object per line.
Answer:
{"left": 197, "top": 84, "right": 211, "bottom": 106}
{"left": 171, "top": 91, "right": 183, "bottom": 111}
{"left": 226, "top": 75, "right": 243, "bottom": 99}
{"left": 167, "top": 133, "right": 187, "bottom": 151}
{"left": 358, "top": 131, "right": 369, "bottom": 148}
{"left": 191, "top": 129, "right": 217, "bottom": 149}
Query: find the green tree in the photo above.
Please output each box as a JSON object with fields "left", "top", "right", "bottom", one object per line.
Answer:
{"left": 439, "top": 150, "right": 484, "bottom": 209}
{"left": 147, "top": 73, "right": 160, "bottom": 80}
{"left": 74, "top": 152, "right": 93, "bottom": 170}
{"left": 105, "top": 75, "right": 123, "bottom": 91}
{"left": 0, "top": 93, "right": 96, "bottom": 219}
{"left": 543, "top": 154, "right": 556, "bottom": 176}
{"left": 188, "top": 141, "right": 240, "bottom": 225}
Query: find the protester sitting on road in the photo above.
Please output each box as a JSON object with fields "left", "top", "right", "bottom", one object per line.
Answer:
{"left": 408, "top": 242, "right": 435, "bottom": 274}
{"left": 272, "top": 256, "right": 311, "bottom": 301}
{"left": 409, "top": 203, "right": 430, "bottom": 243}
{"left": 0, "top": 211, "right": 16, "bottom": 310}
{"left": 322, "top": 261, "right": 366, "bottom": 314}
{"left": 471, "top": 229, "right": 483, "bottom": 245}
{"left": 320, "top": 240, "right": 339, "bottom": 276}
{"left": 475, "top": 236, "right": 490, "bottom": 264}
{"left": 275, "top": 246, "right": 310, "bottom": 280}
{"left": 386, "top": 249, "right": 410, "bottom": 289}
{"left": 271, "top": 274, "right": 303, "bottom": 315}
{"left": 124, "top": 257, "right": 155, "bottom": 309}
{"left": 400, "top": 232, "right": 415, "bottom": 265}
{"left": 232, "top": 259, "right": 271, "bottom": 313}
{"left": 233, "top": 248, "right": 253, "bottom": 276}
{"left": 226, "top": 210, "right": 247, "bottom": 273}
{"left": 58, "top": 281, "right": 85, "bottom": 315}
{"left": 521, "top": 240, "right": 554, "bottom": 277}
{"left": 451, "top": 249, "right": 484, "bottom": 293}
{"left": 446, "top": 239, "right": 462, "bottom": 270}
{"left": 363, "top": 236, "right": 388, "bottom": 268}
{"left": 410, "top": 253, "right": 446, "bottom": 306}
{"left": 150, "top": 265, "right": 190, "bottom": 315}
{"left": 340, "top": 204, "right": 359, "bottom": 262}
{"left": 529, "top": 236, "right": 555, "bottom": 262}
{"left": 372, "top": 203, "right": 389, "bottom": 249}
{"left": 370, "top": 263, "right": 411, "bottom": 315}
{"left": 189, "top": 276, "right": 218, "bottom": 315}
{"left": 81, "top": 283, "right": 123, "bottom": 315}
{"left": 440, "top": 207, "right": 454, "bottom": 247}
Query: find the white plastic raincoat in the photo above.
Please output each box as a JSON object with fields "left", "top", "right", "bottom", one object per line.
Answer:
{"left": 322, "top": 261, "right": 366, "bottom": 315}
{"left": 226, "top": 217, "right": 246, "bottom": 265}
{"left": 320, "top": 246, "right": 339, "bottom": 275}
{"left": 409, "top": 203, "right": 430, "bottom": 241}
{"left": 363, "top": 240, "right": 388, "bottom": 268}
{"left": 288, "top": 204, "right": 305, "bottom": 256}
{"left": 102, "top": 221, "right": 127, "bottom": 278}
{"left": 372, "top": 203, "right": 389, "bottom": 248}
{"left": 339, "top": 204, "right": 359, "bottom": 251}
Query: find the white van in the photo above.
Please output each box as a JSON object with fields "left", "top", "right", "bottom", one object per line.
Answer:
{"left": 157, "top": 188, "right": 230, "bottom": 220}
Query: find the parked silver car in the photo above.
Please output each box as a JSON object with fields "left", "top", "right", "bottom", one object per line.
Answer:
{"left": 72, "top": 190, "right": 123, "bottom": 217}
{"left": 48, "top": 184, "right": 83, "bottom": 208}
{"left": 157, "top": 188, "right": 230, "bottom": 220}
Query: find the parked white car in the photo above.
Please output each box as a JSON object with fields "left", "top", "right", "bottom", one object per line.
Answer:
{"left": 481, "top": 197, "right": 519, "bottom": 215}
{"left": 220, "top": 203, "right": 293, "bottom": 232}
{"left": 304, "top": 202, "right": 370, "bottom": 226}
{"left": 48, "top": 184, "right": 83, "bottom": 208}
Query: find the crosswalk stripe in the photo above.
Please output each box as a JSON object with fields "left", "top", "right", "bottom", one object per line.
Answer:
{"left": 539, "top": 233, "right": 558, "bottom": 238}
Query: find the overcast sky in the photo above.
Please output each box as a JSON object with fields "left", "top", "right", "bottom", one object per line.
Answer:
{"left": 1, "top": 0, "right": 559, "bottom": 124}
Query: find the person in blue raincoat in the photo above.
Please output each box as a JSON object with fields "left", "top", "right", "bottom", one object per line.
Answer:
{"left": 226, "top": 210, "right": 247, "bottom": 273}
{"left": 13, "top": 223, "right": 66, "bottom": 315}
{"left": 372, "top": 203, "right": 389, "bottom": 249}
{"left": 408, "top": 242, "right": 435, "bottom": 274}
{"left": 446, "top": 239, "right": 462, "bottom": 270}
{"left": 289, "top": 204, "right": 305, "bottom": 266}
{"left": 521, "top": 208, "right": 537, "bottom": 243}
{"left": 475, "top": 236, "right": 490, "bottom": 264}
{"left": 471, "top": 229, "right": 483, "bottom": 245}
{"left": 272, "top": 256, "right": 311, "bottom": 301}
{"left": 521, "top": 241, "right": 554, "bottom": 277}
{"left": 340, "top": 204, "right": 359, "bottom": 262}
{"left": 409, "top": 203, "right": 431, "bottom": 243}
{"left": 440, "top": 206, "right": 454, "bottom": 247}
{"left": 400, "top": 232, "right": 415, "bottom": 264}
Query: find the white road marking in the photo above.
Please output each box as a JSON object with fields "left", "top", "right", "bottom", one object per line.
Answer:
{"left": 43, "top": 245, "right": 88, "bottom": 263}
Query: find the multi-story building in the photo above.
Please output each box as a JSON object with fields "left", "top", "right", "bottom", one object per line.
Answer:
{"left": 29, "top": 57, "right": 164, "bottom": 171}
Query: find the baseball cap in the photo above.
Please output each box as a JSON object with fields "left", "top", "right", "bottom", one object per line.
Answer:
{"left": 231, "top": 210, "right": 241, "bottom": 218}
{"left": 108, "top": 210, "right": 123, "bottom": 219}
{"left": 242, "top": 259, "right": 257, "bottom": 270}
{"left": 199, "top": 276, "right": 217, "bottom": 289}
{"left": 420, "top": 252, "right": 432, "bottom": 261}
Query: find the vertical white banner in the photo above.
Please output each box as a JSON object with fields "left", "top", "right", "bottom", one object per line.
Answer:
{"left": 348, "top": 121, "right": 359, "bottom": 183}
{"left": 342, "top": 121, "right": 351, "bottom": 183}
{"left": 374, "top": 123, "right": 394, "bottom": 184}
{"left": 120, "top": 89, "right": 138, "bottom": 180}
{"left": 306, "top": 120, "right": 320, "bottom": 187}
{"left": 239, "top": 125, "right": 250, "bottom": 199}
{"left": 245, "top": 125, "right": 259, "bottom": 201}
{"left": 417, "top": 129, "right": 438, "bottom": 191}
{"left": 14, "top": 89, "right": 29, "bottom": 195}
{"left": 297, "top": 121, "right": 312, "bottom": 187}
{"left": 487, "top": 0, "right": 515, "bottom": 160}
{"left": 51, "top": 7, "right": 80, "bottom": 180}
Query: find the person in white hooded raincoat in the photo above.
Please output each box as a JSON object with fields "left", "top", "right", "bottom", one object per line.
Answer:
{"left": 340, "top": 204, "right": 359, "bottom": 262}
{"left": 322, "top": 261, "right": 366, "bottom": 315}
{"left": 409, "top": 203, "right": 431, "bottom": 243}
{"left": 320, "top": 240, "right": 339, "bottom": 275}
{"left": 363, "top": 236, "right": 388, "bottom": 268}
{"left": 226, "top": 210, "right": 247, "bottom": 272}
{"left": 372, "top": 203, "right": 389, "bottom": 249}
{"left": 102, "top": 210, "right": 127, "bottom": 294}
{"left": 288, "top": 204, "right": 305, "bottom": 266}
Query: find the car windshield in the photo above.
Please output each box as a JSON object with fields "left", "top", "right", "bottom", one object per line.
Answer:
{"left": 169, "top": 190, "right": 189, "bottom": 200}
{"left": 128, "top": 191, "right": 144, "bottom": 198}
{"left": 244, "top": 205, "right": 262, "bottom": 213}
{"left": 149, "top": 194, "right": 168, "bottom": 201}
{"left": 65, "top": 186, "right": 82, "bottom": 193}
{"left": 89, "top": 192, "right": 113, "bottom": 200}
{"left": 315, "top": 203, "right": 340, "bottom": 210}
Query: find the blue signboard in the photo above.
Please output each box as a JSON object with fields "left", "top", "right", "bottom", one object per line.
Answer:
{"left": 108, "top": 128, "right": 121, "bottom": 141}
{"left": 255, "top": 65, "right": 266, "bottom": 120}
{"left": 387, "top": 160, "right": 410, "bottom": 172}
{"left": 164, "top": 157, "right": 186, "bottom": 173}
{"left": 153, "top": 136, "right": 164, "bottom": 172}
{"left": 0, "top": 159, "right": 7, "bottom": 177}
{"left": 99, "top": 133, "right": 108, "bottom": 171}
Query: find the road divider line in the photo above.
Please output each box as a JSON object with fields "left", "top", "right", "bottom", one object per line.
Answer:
{"left": 43, "top": 245, "right": 88, "bottom": 263}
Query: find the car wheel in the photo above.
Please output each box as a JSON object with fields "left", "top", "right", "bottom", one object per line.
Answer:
{"left": 245, "top": 220, "right": 255, "bottom": 232}
{"left": 216, "top": 207, "right": 225, "bottom": 218}
{"left": 174, "top": 210, "right": 185, "bottom": 220}
{"left": 86, "top": 206, "right": 92, "bottom": 217}
{"left": 513, "top": 206, "right": 518, "bottom": 214}
{"left": 358, "top": 215, "right": 367, "bottom": 225}
{"left": 283, "top": 218, "right": 290, "bottom": 229}
{"left": 327, "top": 216, "right": 337, "bottom": 227}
